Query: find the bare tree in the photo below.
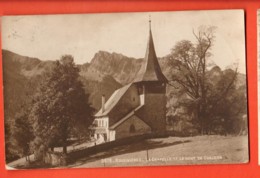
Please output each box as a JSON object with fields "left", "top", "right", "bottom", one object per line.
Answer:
{"left": 169, "top": 26, "right": 240, "bottom": 134}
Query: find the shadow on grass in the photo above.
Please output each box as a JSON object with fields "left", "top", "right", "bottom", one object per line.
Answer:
{"left": 67, "top": 139, "right": 191, "bottom": 167}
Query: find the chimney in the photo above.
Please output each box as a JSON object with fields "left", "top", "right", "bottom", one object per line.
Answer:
{"left": 102, "top": 95, "right": 105, "bottom": 113}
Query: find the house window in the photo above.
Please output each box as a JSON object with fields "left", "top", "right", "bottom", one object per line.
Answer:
{"left": 104, "top": 134, "right": 107, "bottom": 141}
{"left": 129, "top": 124, "right": 136, "bottom": 133}
{"left": 138, "top": 86, "right": 143, "bottom": 95}
{"left": 94, "top": 120, "right": 98, "bottom": 126}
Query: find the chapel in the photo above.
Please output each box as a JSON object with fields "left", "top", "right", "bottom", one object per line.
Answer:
{"left": 92, "top": 19, "right": 168, "bottom": 143}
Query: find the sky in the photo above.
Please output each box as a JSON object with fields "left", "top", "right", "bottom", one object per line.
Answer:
{"left": 1, "top": 10, "right": 246, "bottom": 73}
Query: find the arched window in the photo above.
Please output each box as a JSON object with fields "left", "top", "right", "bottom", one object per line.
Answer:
{"left": 129, "top": 124, "right": 136, "bottom": 133}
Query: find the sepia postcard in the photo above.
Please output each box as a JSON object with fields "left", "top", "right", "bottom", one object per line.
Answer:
{"left": 1, "top": 10, "right": 248, "bottom": 170}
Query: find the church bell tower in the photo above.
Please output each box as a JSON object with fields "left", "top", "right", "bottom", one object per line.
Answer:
{"left": 134, "top": 17, "right": 168, "bottom": 132}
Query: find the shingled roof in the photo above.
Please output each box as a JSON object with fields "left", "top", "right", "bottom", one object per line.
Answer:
{"left": 95, "top": 83, "right": 132, "bottom": 117}
{"left": 134, "top": 21, "right": 168, "bottom": 83}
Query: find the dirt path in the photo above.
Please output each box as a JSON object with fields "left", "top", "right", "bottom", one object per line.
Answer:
{"left": 6, "top": 141, "right": 95, "bottom": 169}
{"left": 6, "top": 154, "right": 35, "bottom": 170}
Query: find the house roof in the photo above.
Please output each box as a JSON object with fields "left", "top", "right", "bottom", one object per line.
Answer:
{"left": 95, "top": 83, "right": 132, "bottom": 117}
{"left": 109, "top": 104, "right": 144, "bottom": 129}
{"left": 134, "top": 23, "right": 168, "bottom": 83}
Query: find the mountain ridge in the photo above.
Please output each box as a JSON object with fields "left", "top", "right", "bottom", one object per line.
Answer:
{"left": 2, "top": 49, "right": 247, "bottom": 124}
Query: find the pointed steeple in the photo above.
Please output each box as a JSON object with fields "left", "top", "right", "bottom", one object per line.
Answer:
{"left": 134, "top": 17, "right": 168, "bottom": 83}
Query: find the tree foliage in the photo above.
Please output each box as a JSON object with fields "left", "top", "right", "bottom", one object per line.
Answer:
{"left": 12, "top": 109, "right": 34, "bottom": 161}
{"left": 168, "top": 26, "right": 247, "bottom": 135}
{"left": 30, "top": 55, "right": 94, "bottom": 159}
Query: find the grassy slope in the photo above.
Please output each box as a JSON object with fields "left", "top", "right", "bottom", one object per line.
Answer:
{"left": 7, "top": 135, "right": 248, "bottom": 169}
{"left": 68, "top": 135, "right": 248, "bottom": 168}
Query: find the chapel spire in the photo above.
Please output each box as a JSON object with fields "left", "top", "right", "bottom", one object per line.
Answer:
{"left": 134, "top": 17, "right": 168, "bottom": 83}
{"left": 149, "top": 15, "right": 151, "bottom": 31}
